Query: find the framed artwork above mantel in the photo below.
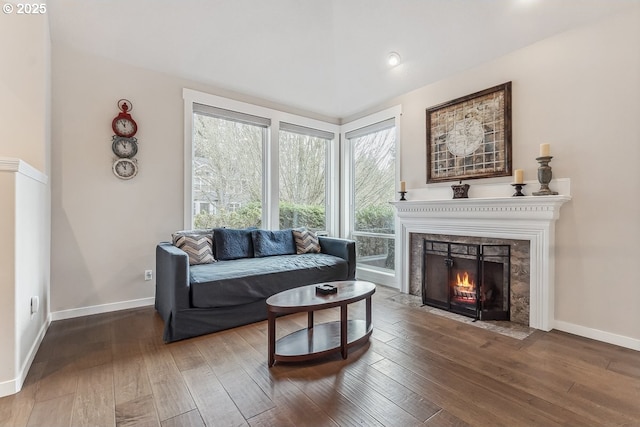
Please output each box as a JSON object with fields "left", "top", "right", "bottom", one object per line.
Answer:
{"left": 426, "top": 82, "right": 512, "bottom": 183}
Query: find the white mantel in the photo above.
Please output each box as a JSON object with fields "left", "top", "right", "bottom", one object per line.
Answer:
{"left": 391, "top": 195, "right": 571, "bottom": 331}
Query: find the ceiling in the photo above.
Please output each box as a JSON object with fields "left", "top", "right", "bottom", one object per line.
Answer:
{"left": 47, "top": 0, "right": 637, "bottom": 119}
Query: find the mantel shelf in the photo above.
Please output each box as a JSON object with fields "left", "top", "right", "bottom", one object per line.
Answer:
{"left": 391, "top": 195, "right": 571, "bottom": 221}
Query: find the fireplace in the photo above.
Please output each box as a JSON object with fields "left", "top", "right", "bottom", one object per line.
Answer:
{"left": 422, "top": 240, "right": 510, "bottom": 321}
{"left": 391, "top": 192, "right": 571, "bottom": 331}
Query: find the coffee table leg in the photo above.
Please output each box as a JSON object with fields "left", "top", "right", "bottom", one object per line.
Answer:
{"left": 366, "top": 296, "right": 372, "bottom": 330}
{"left": 341, "top": 305, "right": 348, "bottom": 359}
{"left": 268, "top": 310, "right": 275, "bottom": 367}
{"left": 308, "top": 311, "right": 314, "bottom": 329}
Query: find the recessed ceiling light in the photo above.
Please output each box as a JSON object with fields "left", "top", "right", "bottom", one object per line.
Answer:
{"left": 387, "top": 52, "right": 401, "bottom": 67}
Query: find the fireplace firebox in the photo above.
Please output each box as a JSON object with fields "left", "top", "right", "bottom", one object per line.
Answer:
{"left": 422, "top": 240, "right": 510, "bottom": 321}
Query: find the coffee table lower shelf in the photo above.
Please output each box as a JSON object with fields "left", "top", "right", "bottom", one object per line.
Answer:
{"left": 273, "top": 319, "right": 372, "bottom": 363}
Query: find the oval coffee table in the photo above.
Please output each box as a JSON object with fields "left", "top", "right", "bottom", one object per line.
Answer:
{"left": 266, "top": 280, "right": 376, "bottom": 367}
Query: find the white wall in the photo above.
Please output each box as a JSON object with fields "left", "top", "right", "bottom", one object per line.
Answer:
{"left": 50, "top": 44, "right": 332, "bottom": 316}
{"left": 0, "top": 6, "right": 51, "bottom": 396}
{"left": 51, "top": 6, "right": 640, "bottom": 349}
{"left": 0, "top": 162, "right": 50, "bottom": 397}
{"left": 0, "top": 10, "right": 49, "bottom": 171}
{"left": 0, "top": 171, "right": 17, "bottom": 393}
{"left": 348, "top": 6, "right": 640, "bottom": 346}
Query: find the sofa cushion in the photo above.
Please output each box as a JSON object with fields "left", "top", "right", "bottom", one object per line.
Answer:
{"left": 189, "top": 253, "right": 348, "bottom": 308}
{"left": 213, "top": 228, "right": 254, "bottom": 260}
{"left": 293, "top": 227, "right": 321, "bottom": 254}
{"left": 251, "top": 229, "right": 296, "bottom": 257}
{"left": 171, "top": 230, "right": 215, "bottom": 265}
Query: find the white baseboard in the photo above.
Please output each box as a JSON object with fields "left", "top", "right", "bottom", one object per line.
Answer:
{"left": 0, "top": 314, "right": 51, "bottom": 398}
{"left": 0, "top": 376, "right": 19, "bottom": 398}
{"left": 554, "top": 320, "right": 640, "bottom": 352}
{"left": 51, "top": 297, "right": 155, "bottom": 321}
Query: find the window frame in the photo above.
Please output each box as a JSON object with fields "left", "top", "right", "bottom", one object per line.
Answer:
{"left": 183, "top": 89, "right": 340, "bottom": 233}
{"left": 341, "top": 105, "right": 402, "bottom": 287}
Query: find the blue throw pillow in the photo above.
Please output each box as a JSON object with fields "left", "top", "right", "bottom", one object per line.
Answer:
{"left": 213, "top": 228, "right": 254, "bottom": 260}
{"left": 251, "top": 229, "right": 296, "bottom": 257}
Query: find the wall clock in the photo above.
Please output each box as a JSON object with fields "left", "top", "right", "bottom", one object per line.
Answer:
{"left": 112, "top": 99, "right": 138, "bottom": 137}
{"left": 111, "top": 99, "right": 140, "bottom": 180}
{"left": 112, "top": 136, "right": 138, "bottom": 158}
{"left": 112, "top": 158, "right": 138, "bottom": 180}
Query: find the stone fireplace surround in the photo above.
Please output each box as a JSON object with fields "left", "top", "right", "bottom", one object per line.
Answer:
{"left": 391, "top": 193, "right": 571, "bottom": 331}
{"left": 411, "top": 233, "right": 530, "bottom": 325}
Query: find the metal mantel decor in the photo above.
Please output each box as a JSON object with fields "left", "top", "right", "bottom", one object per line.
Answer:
{"left": 451, "top": 181, "right": 470, "bottom": 199}
{"left": 426, "top": 82, "right": 512, "bottom": 183}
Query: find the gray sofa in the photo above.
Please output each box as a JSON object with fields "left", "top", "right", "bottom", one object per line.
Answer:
{"left": 155, "top": 228, "right": 355, "bottom": 342}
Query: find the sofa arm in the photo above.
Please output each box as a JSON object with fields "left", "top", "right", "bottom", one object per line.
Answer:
{"left": 155, "top": 242, "right": 191, "bottom": 320}
{"left": 319, "top": 236, "right": 356, "bottom": 280}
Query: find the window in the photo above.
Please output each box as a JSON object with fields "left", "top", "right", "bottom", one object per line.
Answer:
{"left": 278, "top": 123, "right": 332, "bottom": 232}
{"left": 184, "top": 90, "right": 339, "bottom": 234}
{"left": 342, "top": 107, "right": 401, "bottom": 286}
{"left": 191, "top": 104, "right": 268, "bottom": 229}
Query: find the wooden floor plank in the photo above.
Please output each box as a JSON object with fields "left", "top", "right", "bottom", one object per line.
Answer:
{"left": 115, "top": 394, "right": 160, "bottom": 427}
{"left": 181, "top": 366, "right": 248, "bottom": 427}
{"left": 369, "top": 355, "right": 510, "bottom": 427}
{"left": 195, "top": 332, "right": 276, "bottom": 419}
{"left": 1, "top": 284, "right": 639, "bottom": 426}
{"left": 168, "top": 339, "right": 207, "bottom": 372}
{"left": 0, "top": 362, "right": 45, "bottom": 427}
{"left": 246, "top": 406, "right": 299, "bottom": 427}
{"left": 424, "top": 409, "right": 472, "bottom": 427}
{"left": 286, "top": 369, "right": 386, "bottom": 427}
{"left": 33, "top": 364, "right": 79, "bottom": 403}
{"left": 70, "top": 363, "right": 116, "bottom": 427}
{"left": 140, "top": 341, "right": 196, "bottom": 422}
{"left": 26, "top": 393, "right": 75, "bottom": 427}
{"left": 160, "top": 409, "right": 205, "bottom": 427}
{"left": 227, "top": 330, "right": 341, "bottom": 426}
{"left": 381, "top": 324, "right": 602, "bottom": 425}
{"left": 216, "top": 369, "right": 275, "bottom": 420}
{"left": 343, "top": 358, "right": 441, "bottom": 422}
{"left": 113, "top": 343, "right": 153, "bottom": 406}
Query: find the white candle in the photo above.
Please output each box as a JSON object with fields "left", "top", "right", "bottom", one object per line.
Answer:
{"left": 514, "top": 169, "right": 524, "bottom": 184}
{"left": 540, "top": 143, "right": 550, "bottom": 157}
{"left": 400, "top": 181, "right": 406, "bottom": 192}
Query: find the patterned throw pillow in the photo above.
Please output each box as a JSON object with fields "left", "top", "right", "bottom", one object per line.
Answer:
{"left": 172, "top": 230, "right": 215, "bottom": 265}
{"left": 292, "top": 227, "right": 321, "bottom": 254}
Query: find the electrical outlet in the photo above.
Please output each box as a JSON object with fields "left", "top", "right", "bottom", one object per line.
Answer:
{"left": 31, "top": 296, "right": 39, "bottom": 314}
{"left": 144, "top": 270, "right": 153, "bottom": 281}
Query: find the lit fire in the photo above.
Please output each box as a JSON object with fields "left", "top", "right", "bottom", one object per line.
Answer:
{"left": 456, "top": 272, "right": 474, "bottom": 289}
{"left": 453, "top": 272, "right": 476, "bottom": 300}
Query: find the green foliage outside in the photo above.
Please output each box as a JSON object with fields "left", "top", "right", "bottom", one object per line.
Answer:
{"left": 355, "top": 203, "right": 395, "bottom": 270}
{"left": 355, "top": 204, "right": 395, "bottom": 234}
{"left": 193, "top": 201, "right": 394, "bottom": 234}
{"left": 194, "top": 202, "right": 262, "bottom": 229}
{"left": 194, "top": 201, "right": 327, "bottom": 230}
{"left": 279, "top": 202, "right": 325, "bottom": 231}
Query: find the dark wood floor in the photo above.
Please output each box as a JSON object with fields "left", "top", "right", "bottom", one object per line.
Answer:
{"left": 1, "top": 285, "right": 639, "bottom": 426}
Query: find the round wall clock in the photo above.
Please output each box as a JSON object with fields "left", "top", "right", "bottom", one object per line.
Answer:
{"left": 112, "top": 99, "right": 138, "bottom": 138}
{"left": 112, "top": 136, "right": 138, "bottom": 158}
{"left": 112, "top": 158, "right": 138, "bottom": 180}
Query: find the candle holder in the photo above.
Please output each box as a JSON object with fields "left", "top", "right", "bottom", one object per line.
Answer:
{"left": 533, "top": 156, "right": 558, "bottom": 196}
{"left": 398, "top": 191, "right": 407, "bottom": 201}
{"left": 511, "top": 183, "right": 526, "bottom": 197}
